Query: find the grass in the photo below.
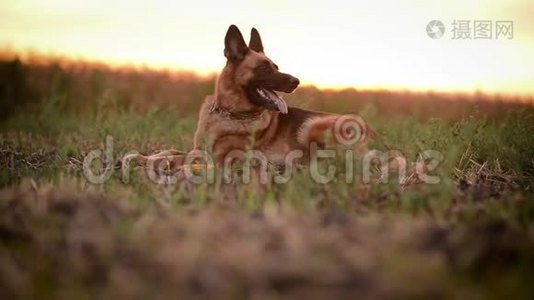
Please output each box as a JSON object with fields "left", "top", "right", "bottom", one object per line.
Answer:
{"left": 1, "top": 56, "right": 534, "bottom": 299}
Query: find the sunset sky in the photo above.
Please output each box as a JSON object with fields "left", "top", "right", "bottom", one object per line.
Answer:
{"left": 1, "top": 0, "right": 533, "bottom": 95}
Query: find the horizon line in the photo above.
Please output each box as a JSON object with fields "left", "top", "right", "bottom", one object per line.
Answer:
{"left": 2, "top": 46, "right": 533, "bottom": 102}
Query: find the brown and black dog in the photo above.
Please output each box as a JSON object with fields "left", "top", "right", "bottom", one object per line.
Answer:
{"left": 193, "top": 25, "right": 373, "bottom": 164}
{"left": 125, "top": 25, "right": 374, "bottom": 174}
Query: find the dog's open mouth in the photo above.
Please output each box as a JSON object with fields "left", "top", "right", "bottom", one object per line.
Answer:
{"left": 252, "top": 87, "right": 288, "bottom": 114}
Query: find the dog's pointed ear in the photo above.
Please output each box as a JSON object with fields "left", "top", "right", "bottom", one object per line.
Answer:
{"left": 224, "top": 25, "right": 249, "bottom": 62}
{"left": 249, "top": 28, "right": 264, "bottom": 53}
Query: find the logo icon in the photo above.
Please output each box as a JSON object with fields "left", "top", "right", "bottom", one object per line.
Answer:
{"left": 426, "top": 20, "right": 445, "bottom": 39}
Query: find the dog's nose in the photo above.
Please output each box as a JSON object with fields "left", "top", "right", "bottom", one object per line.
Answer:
{"left": 290, "top": 77, "right": 300, "bottom": 86}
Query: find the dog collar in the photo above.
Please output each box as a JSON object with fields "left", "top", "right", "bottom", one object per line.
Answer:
{"left": 208, "top": 104, "right": 264, "bottom": 120}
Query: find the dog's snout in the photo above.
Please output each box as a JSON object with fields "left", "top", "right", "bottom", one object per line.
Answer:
{"left": 290, "top": 77, "right": 300, "bottom": 86}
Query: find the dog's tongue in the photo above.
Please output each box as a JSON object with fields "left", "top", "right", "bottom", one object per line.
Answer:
{"left": 262, "top": 88, "right": 288, "bottom": 114}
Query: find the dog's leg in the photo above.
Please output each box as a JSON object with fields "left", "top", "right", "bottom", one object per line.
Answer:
{"left": 211, "top": 135, "right": 250, "bottom": 165}
{"left": 150, "top": 149, "right": 189, "bottom": 157}
{"left": 123, "top": 153, "right": 186, "bottom": 170}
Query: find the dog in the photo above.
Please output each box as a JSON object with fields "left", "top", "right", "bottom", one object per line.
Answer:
{"left": 125, "top": 25, "right": 374, "bottom": 177}
{"left": 193, "top": 25, "right": 373, "bottom": 165}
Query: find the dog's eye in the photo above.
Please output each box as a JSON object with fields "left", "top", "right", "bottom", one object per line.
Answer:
{"left": 257, "top": 64, "right": 272, "bottom": 73}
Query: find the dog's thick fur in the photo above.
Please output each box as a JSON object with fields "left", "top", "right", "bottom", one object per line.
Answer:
{"left": 193, "top": 25, "right": 373, "bottom": 164}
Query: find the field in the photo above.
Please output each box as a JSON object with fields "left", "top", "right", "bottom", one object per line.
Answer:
{"left": 1, "top": 55, "right": 534, "bottom": 299}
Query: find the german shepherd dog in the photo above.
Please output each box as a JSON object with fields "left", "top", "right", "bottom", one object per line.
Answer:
{"left": 193, "top": 25, "right": 373, "bottom": 165}
{"left": 126, "top": 25, "right": 374, "bottom": 177}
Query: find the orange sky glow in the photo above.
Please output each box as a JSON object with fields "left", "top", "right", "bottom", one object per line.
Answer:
{"left": 1, "top": 0, "right": 533, "bottom": 96}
